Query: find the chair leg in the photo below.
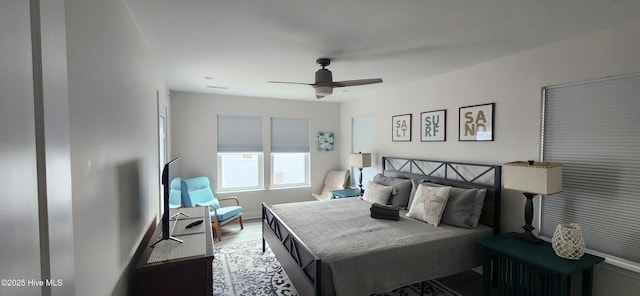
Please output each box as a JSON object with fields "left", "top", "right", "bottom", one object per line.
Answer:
{"left": 238, "top": 216, "right": 244, "bottom": 229}
{"left": 213, "top": 222, "right": 222, "bottom": 242}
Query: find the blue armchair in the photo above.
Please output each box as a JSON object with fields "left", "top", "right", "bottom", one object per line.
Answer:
{"left": 169, "top": 177, "right": 183, "bottom": 209}
{"left": 181, "top": 176, "right": 243, "bottom": 241}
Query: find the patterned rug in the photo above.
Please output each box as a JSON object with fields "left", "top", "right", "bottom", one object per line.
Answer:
{"left": 213, "top": 239, "right": 461, "bottom": 296}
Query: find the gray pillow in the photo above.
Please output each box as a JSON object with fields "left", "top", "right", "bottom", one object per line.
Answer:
{"left": 373, "top": 174, "right": 412, "bottom": 208}
{"left": 469, "top": 188, "right": 487, "bottom": 227}
{"left": 440, "top": 187, "right": 477, "bottom": 228}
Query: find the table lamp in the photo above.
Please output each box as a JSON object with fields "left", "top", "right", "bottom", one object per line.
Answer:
{"left": 349, "top": 152, "right": 371, "bottom": 194}
{"left": 503, "top": 160, "right": 562, "bottom": 243}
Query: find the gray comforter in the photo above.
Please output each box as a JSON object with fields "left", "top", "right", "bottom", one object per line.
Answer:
{"left": 268, "top": 198, "right": 493, "bottom": 296}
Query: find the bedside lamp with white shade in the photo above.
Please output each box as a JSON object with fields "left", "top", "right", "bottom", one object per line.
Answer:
{"left": 349, "top": 152, "right": 371, "bottom": 194}
{"left": 503, "top": 161, "right": 562, "bottom": 243}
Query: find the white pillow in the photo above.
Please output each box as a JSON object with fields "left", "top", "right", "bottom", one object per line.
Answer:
{"left": 407, "top": 184, "right": 452, "bottom": 226}
{"left": 362, "top": 181, "right": 394, "bottom": 204}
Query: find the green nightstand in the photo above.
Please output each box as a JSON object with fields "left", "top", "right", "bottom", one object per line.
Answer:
{"left": 477, "top": 233, "right": 604, "bottom": 296}
{"left": 330, "top": 188, "right": 361, "bottom": 199}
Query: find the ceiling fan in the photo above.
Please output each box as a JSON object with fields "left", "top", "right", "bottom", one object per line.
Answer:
{"left": 268, "top": 58, "right": 383, "bottom": 99}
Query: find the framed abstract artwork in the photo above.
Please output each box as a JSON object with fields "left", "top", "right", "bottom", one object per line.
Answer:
{"left": 420, "top": 109, "right": 446, "bottom": 142}
{"left": 459, "top": 103, "right": 494, "bottom": 141}
{"left": 392, "top": 114, "right": 412, "bottom": 142}
{"left": 317, "top": 132, "right": 335, "bottom": 151}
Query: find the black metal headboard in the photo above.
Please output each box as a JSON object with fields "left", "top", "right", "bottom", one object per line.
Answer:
{"left": 382, "top": 156, "right": 502, "bottom": 235}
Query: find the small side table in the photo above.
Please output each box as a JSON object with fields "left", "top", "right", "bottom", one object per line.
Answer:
{"left": 331, "top": 188, "right": 361, "bottom": 199}
{"left": 477, "top": 233, "right": 604, "bottom": 296}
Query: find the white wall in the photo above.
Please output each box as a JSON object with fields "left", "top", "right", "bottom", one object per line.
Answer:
{"left": 66, "top": 0, "right": 168, "bottom": 295}
{"left": 340, "top": 19, "right": 640, "bottom": 296}
{"left": 0, "top": 2, "right": 42, "bottom": 295}
{"left": 1, "top": 1, "right": 76, "bottom": 295}
{"left": 170, "top": 91, "right": 341, "bottom": 218}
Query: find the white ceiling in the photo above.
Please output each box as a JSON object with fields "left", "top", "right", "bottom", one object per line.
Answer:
{"left": 124, "top": 0, "right": 640, "bottom": 101}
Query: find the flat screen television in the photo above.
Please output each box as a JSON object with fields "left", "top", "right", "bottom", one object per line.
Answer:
{"left": 151, "top": 157, "right": 183, "bottom": 247}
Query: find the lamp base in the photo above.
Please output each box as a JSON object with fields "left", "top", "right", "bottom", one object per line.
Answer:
{"left": 357, "top": 167, "right": 364, "bottom": 195}
{"left": 514, "top": 192, "right": 543, "bottom": 244}
{"left": 514, "top": 231, "right": 542, "bottom": 244}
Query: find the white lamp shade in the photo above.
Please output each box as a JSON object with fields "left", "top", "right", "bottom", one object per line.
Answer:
{"left": 349, "top": 153, "right": 372, "bottom": 168}
{"left": 503, "top": 161, "right": 562, "bottom": 195}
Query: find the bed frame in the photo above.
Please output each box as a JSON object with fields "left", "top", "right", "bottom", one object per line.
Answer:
{"left": 262, "top": 156, "right": 502, "bottom": 295}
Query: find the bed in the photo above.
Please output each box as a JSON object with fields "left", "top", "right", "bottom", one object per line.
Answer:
{"left": 262, "top": 157, "right": 502, "bottom": 296}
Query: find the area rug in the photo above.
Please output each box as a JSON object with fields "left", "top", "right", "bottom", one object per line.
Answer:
{"left": 213, "top": 239, "right": 461, "bottom": 296}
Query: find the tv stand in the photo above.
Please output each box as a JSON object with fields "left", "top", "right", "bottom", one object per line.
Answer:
{"left": 170, "top": 210, "right": 190, "bottom": 220}
{"left": 149, "top": 235, "right": 183, "bottom": 248}
{"left": 150, "top": 210, "right": 187, "bottom": 248}
{"left": 134, "top": 207, "right": 213, "bottom": 295}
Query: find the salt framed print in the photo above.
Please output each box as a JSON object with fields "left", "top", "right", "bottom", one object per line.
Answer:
{"left": 392, "top": 114, "right": 412, "bottom": 142}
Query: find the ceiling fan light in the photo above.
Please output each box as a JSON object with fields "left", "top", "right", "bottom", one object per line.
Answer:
{"left": 315, "top": 86, "right": 333, "bottom": 97}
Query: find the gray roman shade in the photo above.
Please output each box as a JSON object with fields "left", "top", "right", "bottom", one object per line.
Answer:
{"left": 271, "top": 118, "right": 309, "bottom": 152}
{"left": 540, "top": 73, "right": 640, "bottom": 267}
{"left": 217, "top": 115, "right": 263, "bottom": 152}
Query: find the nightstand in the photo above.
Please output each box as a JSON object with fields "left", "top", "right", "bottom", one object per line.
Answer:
{"left": 477, "top": 233, "right": 604, "bottom": 296}
{"left": 330, "top": 188, "right": 361, "bottom": 199}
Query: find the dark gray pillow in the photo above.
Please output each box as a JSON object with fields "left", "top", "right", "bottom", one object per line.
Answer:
{"left": 469, "top": 188, "right": 487, "bottom": 227}
{"left": 373, "top": 174, "right": 412, "bottom": 208}
{"left": 440, "top": 187, "right": 477, "bottom": 228}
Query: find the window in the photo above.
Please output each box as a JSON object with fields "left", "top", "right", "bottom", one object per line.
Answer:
{"left": 217, "top": 153, "right": 263, "bottom": 191}
{"left": 540, "top": 73, "right": 640, "bottom": 271}
{"left": 217, "top": 115, "right": 263, "bottom": 192}
{"left": 271, "top": 153, "right": 309, "bottom": 188}
{"left": 271, "top": 118, "right": 310, "bottom": 188}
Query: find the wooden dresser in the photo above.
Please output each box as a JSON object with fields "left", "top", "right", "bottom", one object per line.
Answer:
{"left": 134, "top": 207, "right": 214, "bottom": 296}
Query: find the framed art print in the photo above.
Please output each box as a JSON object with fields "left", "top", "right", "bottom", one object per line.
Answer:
{"left": 392, "top": 114, "right": 412, "bottom": 142}
{"left": 420, "top": 109, "right": 446, "bottom": 142}
{"left": 316, "top": 132, "right": 334, "bottom": 151}
{"left": 459, "top": 103, "right": 494, "bottom": 141}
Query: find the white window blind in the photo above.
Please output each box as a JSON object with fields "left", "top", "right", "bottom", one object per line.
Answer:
{"left": 217, "top": 115, "right": 264, "bottom": 192}
{"left": 217, "top": 115, "right": 263, "bottom": 152}
{"left": 271, "top": 118, "right": 309, "bottom": 152}
{"left": 271, "top": 118, "right": 310, "bottom": 188}
{"left": 540, "top": 73, "right": 640, "bottom": 268}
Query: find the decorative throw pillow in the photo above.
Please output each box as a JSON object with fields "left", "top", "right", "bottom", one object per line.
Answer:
{"left": 408, "top": 179, "right": 441, "bottom": 210}
{"left": 362, "top": 181, "right": 394, "bottom": 204}
{"left": 406, "top": 184, "right": 451, "bottom": 226}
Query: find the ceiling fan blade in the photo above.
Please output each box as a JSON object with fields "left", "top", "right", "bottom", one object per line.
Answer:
{"left": 331, "top": 78, "right": 383, "bottom": 87}
{"left": 267, "top": 81, "right": 312, "bottom": 86}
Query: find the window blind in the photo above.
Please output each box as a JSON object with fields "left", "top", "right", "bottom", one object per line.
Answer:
{"left": 540, "top": 73, "right": 640, "bottom": 267}
{"left": 271, "top": 117, "right": 309, "bottom": 152}
{"left": 217, "top": 115, "right": 263, "bottom": 152}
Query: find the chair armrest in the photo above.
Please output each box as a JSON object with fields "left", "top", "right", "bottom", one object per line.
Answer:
{"left": 218, "top": 196, "right": 241, "bottom": 206}
{"left": 195, "top": 203, "right": 220, "bottom": 222}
